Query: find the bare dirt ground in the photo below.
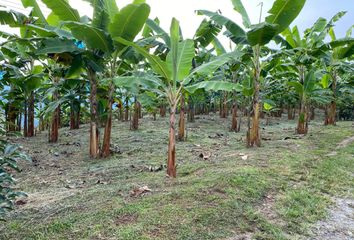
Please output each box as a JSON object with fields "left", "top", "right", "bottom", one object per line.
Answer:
{"left": 310, "top": 198, "right": 354, "bottom": 240}
{"left": 309, "top": 134, "right": 354, "bottom": 240}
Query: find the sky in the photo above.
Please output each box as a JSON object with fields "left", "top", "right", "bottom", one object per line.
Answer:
{"left": 1, "top": 0, "right": 354, "bottom": 48}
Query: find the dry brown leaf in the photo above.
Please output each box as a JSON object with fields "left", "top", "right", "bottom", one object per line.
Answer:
{"left": 130, "top": 186, "right": 152, "bottom": 197}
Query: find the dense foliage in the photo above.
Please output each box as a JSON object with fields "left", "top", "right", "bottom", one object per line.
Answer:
{"left": 0, "top": 112, "right": 30, "bottom": 220}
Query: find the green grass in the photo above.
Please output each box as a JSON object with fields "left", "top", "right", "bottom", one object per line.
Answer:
{"left": 0, "top": 114, "right": 353, "bottom": 240}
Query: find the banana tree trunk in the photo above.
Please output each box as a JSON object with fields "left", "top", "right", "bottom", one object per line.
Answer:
{"left": 221, "top": 92, "right": 227, "bottom": 118}
{"left": 325, "top": 102, "right": 336, "bottom": 125}
{"left": 70, "top": 106, "right": 75, "bottom": 130}
{"left": 160, "top": 105, "right": 166, "bottom": 117}
{"left": 124, "top": 98, "right": 129, "bottom": 121}
{"left": 23, "top": 100, "right": 28, "bottom": 137}
{"left": 325, "top": 70, "right": 337, "bottom": 125}
{"left": 75, "top": 107, "right": 80, "bottom": 129}
{"left": 231, "top": 102, "right": 238, "bottom": 132}
{"left": 49, "top": 77, "right": 60, "bottom": 143}
{"left": 101, "top": 82, "right": 115, "bottom": 158}
{"left": 178, "top": 94, "right": 185, "bottom": 141}
{"left": 188, "top": 99, "right": 194, "bottom": 123}
{"left": 50, "top": 105, "right": 60, "bottom": 143}
{"left": 287, "top": 107, "right": 295, "bottom": 120}
{"left": 167, "top": 106, "right": 177, "bottom": 178}
{"left": 7, "top": 103, "right": 17, "bottom": 132}
{"left": 247, "top": 46, "right": 261, "bottom": 147}
{"left": 248, "top": 99, "right": 261, "bottom": 147}
{"left": 17, "top": 113, "right": 22, "bottom": 132}
{"left": 297, "top": 95, "right": 308, "bottom": 134}
{"left": 88, "top": 69, "right": 100, "bottom": 158}
{"left": 27, "top": 92, "right": 35, "bottom": 137}
{"left": 119, "top": 104, "right": 124, "bottom": 122}
{"left": 132, "top": 97, "right": 139, "bottom": 130}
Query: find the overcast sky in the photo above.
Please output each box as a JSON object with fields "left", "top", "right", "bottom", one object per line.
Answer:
{"left": 1, "top": 0, "right": 354, "bottom": 48}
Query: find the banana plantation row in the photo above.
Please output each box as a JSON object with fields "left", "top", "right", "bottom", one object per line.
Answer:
{"left": 0, "top": 0, "right": 353, "bottom": 182}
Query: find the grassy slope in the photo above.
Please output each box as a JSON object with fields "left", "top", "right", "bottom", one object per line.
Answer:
{"left": 1, "top": 114, "right": 353, "bottom": 240}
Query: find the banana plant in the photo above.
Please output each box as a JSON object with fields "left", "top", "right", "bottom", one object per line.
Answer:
{"left": 115, "top": 18, "right": 242, "bottom": 177}
{"left": 0, "top": 113, "right": 30, "bottom": 220}
{"left": 0, "top": 37, "right": 44, "bottom": 137}
{"left": 198, "top": 0, "right": 306, "bottom": 147}
{"left": 321, "top": 24, "right": 354, "bottom": 125}
{"left": 143, "top": 17, "right": 223, "bottom": 140}
{"left": 288, "top": 68, "right": 331, "bottom": 134}
{"left": 279, "top": 11, "right": 354, "bottom": 132}
{"left": 35, "top": 0, "right": 151, "bottom": 158}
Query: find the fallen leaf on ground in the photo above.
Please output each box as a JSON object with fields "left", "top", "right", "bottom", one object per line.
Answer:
{"left": 241, "top": 155, "right": 248, "bottom": 160}
{"left": 130, "top": 186, "right": 152, "bottom": 197}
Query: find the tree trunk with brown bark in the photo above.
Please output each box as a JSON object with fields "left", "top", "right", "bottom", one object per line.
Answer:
{"left": 159, "top": 105, "right": 166, "bottom": 117}
{"left": 167, "top": 107, "right": 176, "bottom": 178}
{"left": 70, "top": 108, "right": 75, "bottom": 130}
{"left": 101, "top": 81, "right": 115, "bottom": 158}
{"left": 231, "top": 102, "right": 238, "bottom": 132}
{"left": 131, "top": 98, "right": 139, "bottom": 130}
{"left": 178, "top": 94, "right": 185, "bottom": 141}
{"left": 50, "top": 106, "right": 60, "bottom": 143}
{"left": 88, "top": 69, "right": 100, "bottom": 158}
{"left": 49, "top": 77, "right": 60, "bottom": 143}
{"left": 7, "top": 103, "right": 17, "bottom": 132}
{"left": 27, "top": 92, "right": 35, "bottom": 137}
{"left": 17, "top": 114, "right": 22, "bottom": 132}
{"left": 297, "top": 96, "right": 308, "bottom": 134}
{"left": 287, "top": 107, "right": 295, "bottom": 120}
{"left": 247, "top": 46, "right": 261, "bottom": 147}
{"left": 188, "top": 100, "right": 195, "bottom": 122}
{"left": 324, "top": 70, "right": 337, "bottom": 125}
{"left": 23, "top": 100, "right": 28, "bottom": 137}
{"left": 221, "top": 92, "right": 227, "bottom": 118}
{"left": 124, "top": 98, "right": 129, "bottom": 122}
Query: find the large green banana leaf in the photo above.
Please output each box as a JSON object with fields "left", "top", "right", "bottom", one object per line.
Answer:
{"left": 182, "top": 51, "right": 243, "bottom": 85}
{"left": 0, "top": 9, "right": 27, "bottom": 27}
{"left": 185, "top": 81, "right": 242, "bottom": 93}
{"left": 36, "top": 38, "right": 80, "bottom": 54}
{"left": 197, "top": 10, "right": 247, "bottom": 44}
{"left": 109, "top": 3, "right": 150, "bottom": 51}
{"left": 115, "top": 37, "right": 171, "bottom": 80}
{"left": 64, "top": 21, "right": 114, "bottom": 53}
{"left": 194, "top": 19, "right": 222, "bottom": 47}
{"left": 265, "top": 0, "right": 306, "bottom": 34}
{"left": 230, "top": 0, "right": 251, "bottom": 28}
{"left": 211, "top": 38, "right": 227, "bottom": 56}
{"left": 288, "top": 81, "right": 303, "bottom": 96}
{"left": 113, "top": 75, "right": 163, "bottom": 90}
{"left": 21, "top": 0, "right": 47, "bottom": 24}
{"left": 146, "top": 18, "right": 171, "bottom": 48}
{"left": 166, "top": 39, "right": 194, "bottom": 82}
{"left": 247, "top": 22, "right": 278, "bottom": 46}
{"left": 167, "top": 18, "right": 194, "bottom": 82}
{"left": 42, "top": 0, "right": 81, "bottom": 22}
